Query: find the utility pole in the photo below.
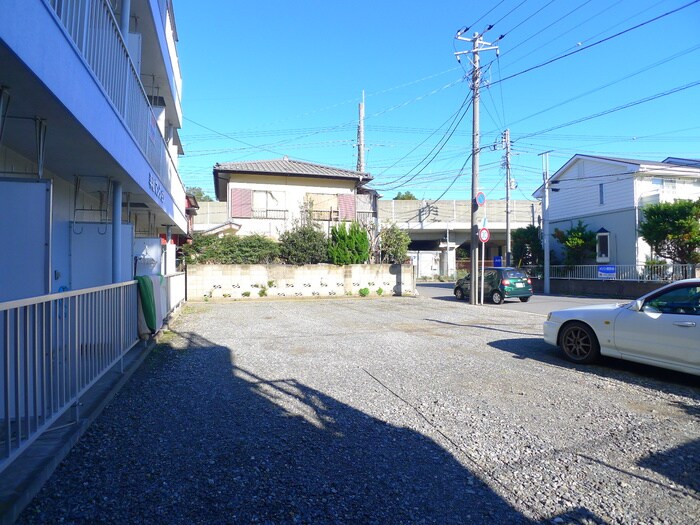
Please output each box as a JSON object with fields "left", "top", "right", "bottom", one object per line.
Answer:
{"left": 539, "top": 151, "right": 552, "bottom": 295}
{"left": 503, "top": 128, "right": 512, "bottom": 266}
{"left": 455, "top": 28, "right": 499, "bottom": 305}
{"left": 356, "top": 90, "right": 365, "bottom": 173}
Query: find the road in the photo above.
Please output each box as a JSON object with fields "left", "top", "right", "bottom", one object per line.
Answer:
{"left": 416, "top": 282, "right": 626, "bottom": 315}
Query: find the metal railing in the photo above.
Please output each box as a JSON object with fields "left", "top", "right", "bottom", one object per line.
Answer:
{"left": 548, "top": 264, "right": 698, "bottom": 282}
{"left": 163, "top": 272, "right": 186, "bottom": 314}
{"left": 252, "top": 209, "right": 287, "bottom": 220}
{"left": 0, "top": 281, "right": 138, "bottom": 474}
{"left": 310, "top": 210, "right": 340, "bottom": 222}
{"left": 46, "top": 0, "right": 186, "bottom": 199}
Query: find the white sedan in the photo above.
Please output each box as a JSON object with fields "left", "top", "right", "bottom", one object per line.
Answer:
{"left": 544, "top": 278, "right": 700, "bottom": 376}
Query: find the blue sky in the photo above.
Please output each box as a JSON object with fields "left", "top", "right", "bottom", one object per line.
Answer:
{"left": 175, "top": 0, "right": 700, "bottom": 203}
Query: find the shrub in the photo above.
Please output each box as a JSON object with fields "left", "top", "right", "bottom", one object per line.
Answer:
{"left": 258, "top": 287, "right": 267, "bottom": 297}
{"left": 328, "top": 222, "right": 370, "bottom": 265}
{"left": 279, "top": 223, "right": 329, "bottom": 265}
{"left": 376, "top": 288, "right": 384, "bottom": 296}
{"left": 379, "top": 224, "right": 411, "bottom": 264}
{"left": 359, "top": 287, "right": 370, "bottom": 297}
{"left": 242, "top": 291, "right": 251, "bottom": 297}
{"left": 183, "top": 233, "right": 280, "bottom": 265}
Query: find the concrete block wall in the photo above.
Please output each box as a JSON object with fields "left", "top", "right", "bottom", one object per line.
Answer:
{"left": 187, "top": 264, "right": 415, "bottom": 299}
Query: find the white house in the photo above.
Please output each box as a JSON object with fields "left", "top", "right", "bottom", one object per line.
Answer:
{"left": 534, "top": 155, "right": 700, "bottom": 266}
{"left": 212, "top": 157, "right": 378, "bottom": 239}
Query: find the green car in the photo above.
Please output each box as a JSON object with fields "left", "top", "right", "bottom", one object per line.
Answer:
{"left": 454, "top": 267, "right": 533, "bottom": 304}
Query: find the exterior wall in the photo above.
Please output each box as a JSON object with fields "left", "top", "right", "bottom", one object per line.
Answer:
{"left": 549, "top": 208, "right": 638, "bottom": 266}
{"left": 530, "top": 278, "right": 665, "bottom": 299}
{"left": 547, "top": 158, "right": 636, "bottom": 222}
{"left": 187, "top": 264, "right": 415, "bottom": 299}
{"left": 227, "top": 175, "right": 358, "bottom": 239}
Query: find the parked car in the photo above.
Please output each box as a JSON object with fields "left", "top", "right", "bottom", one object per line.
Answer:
{"left": 454, "top": 267, "right": 533, "bottom": 304}
{"left": 544, "top": 278, "right": 700, "bottom": 376}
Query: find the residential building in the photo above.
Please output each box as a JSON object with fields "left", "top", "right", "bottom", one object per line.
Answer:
{"left": 534, "top": 155, "right": 700, "bottom": 266}
{"left": 212, "top": 157, "right": 377, "bottom": 239}
{"left": 1, "top": 0, "right": 188, "bottom": 481}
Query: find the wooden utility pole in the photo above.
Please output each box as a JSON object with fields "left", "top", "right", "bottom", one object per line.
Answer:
{"left": 455, "top": 29, "right": 498, "bottom": 304}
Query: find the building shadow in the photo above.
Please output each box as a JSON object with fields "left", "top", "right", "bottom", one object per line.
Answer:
{"left": 20, "top": 330, "right": 605, "bottom": 524}
{"left": 637, "top": 400, "right": 700, "bottom": 493}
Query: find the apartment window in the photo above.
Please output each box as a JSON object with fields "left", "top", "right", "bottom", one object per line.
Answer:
{"left": 599, "top": 183, "right": 605, "bottom": 205}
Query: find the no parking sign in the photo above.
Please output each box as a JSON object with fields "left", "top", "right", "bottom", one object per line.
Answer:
{"left": 478, "top": 227, "right": 490, "bottom": 243}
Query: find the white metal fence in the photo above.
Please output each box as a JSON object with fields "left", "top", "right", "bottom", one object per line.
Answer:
{"left": 0, "top": 282, "right": 138, "bottom": 474}
{"left": 548, "top": 264, "right": 698, "bottom": 281}
{"left": 163, "top": 272, "right": 186, "bottom": 313}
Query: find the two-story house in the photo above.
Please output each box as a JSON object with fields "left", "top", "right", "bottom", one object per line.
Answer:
{"left": 534, "top": 155, "right": 700, "bottom": 266}
{"left": 212, "top": 157, "right": 377, "bottom": 239}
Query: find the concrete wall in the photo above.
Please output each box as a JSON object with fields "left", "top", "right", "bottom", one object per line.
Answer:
{"left": 187, "top": 264, "right": 415, "bottom": 299}
{"left": 532, "top": 278, "right": 666, "bottom": 299}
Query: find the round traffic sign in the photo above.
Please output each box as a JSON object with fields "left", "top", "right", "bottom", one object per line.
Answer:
{"left": 478, "top": 227, "right": 490, "bottom": 243}
{"left": 475, "top": 191, "right": 486, "bottom": 207}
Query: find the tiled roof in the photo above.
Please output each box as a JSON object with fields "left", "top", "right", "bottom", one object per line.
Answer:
{"left": 214, "top": 157, "right": 371, "bottom": 181}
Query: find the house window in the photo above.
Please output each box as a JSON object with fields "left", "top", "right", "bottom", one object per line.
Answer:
{"left": 596, "top": 228, "right": 610, "bottom": 263}
{"left": 663, "top": 178, "right": 677, "bottom": 192}
{"left": 599, "top": 183, "right": 605, "bottom": 205}
{"left": 251, "top": 190, "right": 286, "bottom": 219}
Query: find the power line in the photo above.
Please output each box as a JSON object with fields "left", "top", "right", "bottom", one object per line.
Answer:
{"left": 514, "top": 80, "right": 700, "bottom": 141}
{"left": 491, "top": 0, "right": 700, "bottom": 87}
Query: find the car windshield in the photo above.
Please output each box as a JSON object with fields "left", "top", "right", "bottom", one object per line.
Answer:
{"left": 502, "top": 269, "right": 527, "bottom": 279}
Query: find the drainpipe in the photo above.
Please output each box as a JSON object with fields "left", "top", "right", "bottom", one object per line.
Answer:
{"left": 112, "top": 181, "right": 123, "bottom": 283}
{"left": 120, "top": 0, "right": 131, "bottom": 38}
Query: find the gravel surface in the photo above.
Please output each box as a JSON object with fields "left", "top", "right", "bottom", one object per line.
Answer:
{"left": 17, "top": 297, "right": 700, "bottom": 524}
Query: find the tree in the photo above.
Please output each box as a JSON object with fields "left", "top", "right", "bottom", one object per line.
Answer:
{"left": 328, "top": 222, "right": 370, "bottom": 265}
{"left": 186, "top": 186, "right": 213, "bottom": 202}
{"left": 394, "top": 191, "right": 417, "bottom": 200}
{"left": 512, "top": 225, "right": 543, "bottom": 266}
{"left": 639, "top": 198, "right": 700, "bottom": 264}
{"left": 379, "top": 224, "right": 411, "bottom": 264}
{"left": 552, "top": 220, "right": 596, "bottom": 265}
{"left": 279, "top": 222, "right": 329, "bottom": 265}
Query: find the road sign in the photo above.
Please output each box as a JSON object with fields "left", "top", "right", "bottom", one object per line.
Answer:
{"left": 478, "top": 227, "right": 490, "bottom": 243}
{"left": 475, "top": 191, "right": 486, "bottom": 207}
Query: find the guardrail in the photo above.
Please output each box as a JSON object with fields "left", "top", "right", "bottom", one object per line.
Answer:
{"left": 163, "top": 272, "right": 186, "bottom": 314}
{"left": 0, "top": 281, "right": 138, "bottom": 474}
{"left": 545, "top": 264, "right": 698, "bottom": 281}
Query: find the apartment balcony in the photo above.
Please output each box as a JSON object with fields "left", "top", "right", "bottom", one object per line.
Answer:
{"left": 0, "top": 0, "right": 187, "bottom": 232}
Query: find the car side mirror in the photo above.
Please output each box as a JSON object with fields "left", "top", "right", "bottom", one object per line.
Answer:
{"left": 629, "top": 299, "right": 643, "bottom": 312}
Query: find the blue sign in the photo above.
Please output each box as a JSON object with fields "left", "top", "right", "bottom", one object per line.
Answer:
{"left": 493, "top": 255, "right": 503, "bottom": 267}
{"left": 598, "top": 265, "right": 616, "bottom": 279}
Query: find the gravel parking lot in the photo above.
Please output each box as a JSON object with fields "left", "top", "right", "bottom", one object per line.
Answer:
{"left": 18, "top": 296, "right": 699, "bottom": 524}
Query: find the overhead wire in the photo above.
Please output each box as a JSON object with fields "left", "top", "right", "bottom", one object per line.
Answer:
{"left": 489, "top": 0, "right": 700, "bottom": 87}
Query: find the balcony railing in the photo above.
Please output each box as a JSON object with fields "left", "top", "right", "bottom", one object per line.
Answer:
{"left": 310, "top": 210, "right": 340, "bottom": 222}
{"left": 252, "top": 209, "right": 287, "bottom": 220}
{"left": 0, "top": 281, "right": 139, "bottom": 474}
{"left": 46, "top": 0, "right": 185, "bottom": 202}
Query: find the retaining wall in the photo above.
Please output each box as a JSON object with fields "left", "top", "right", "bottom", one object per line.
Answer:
{"left": 187, "top": 264, "right": 415, "bottom": 300}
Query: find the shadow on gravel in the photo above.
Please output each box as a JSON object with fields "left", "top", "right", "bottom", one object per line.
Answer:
{"left": 425, "top": 318, "right": 541, "bottom": 336}
{"left": 19, "top": 331, "right": 605, "bottom": 525}
{"left": 489, "top": 338, "right": 700, "bottom": 391}
{"left": 637, "top": 401, "right": 700, "bottom": 494}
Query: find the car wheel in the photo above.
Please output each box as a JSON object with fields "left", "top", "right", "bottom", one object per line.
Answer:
{"left": 490, "top": 290, "right": 503, "bottom": 305}
{"left": 519, "top": 296, "right": 531, "bottom": 303}
{"left": 560, "top": 322, "right": 600, "bottom": 364}
{"left": 454, "top": 288, "right": 464, "bottom": 300}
